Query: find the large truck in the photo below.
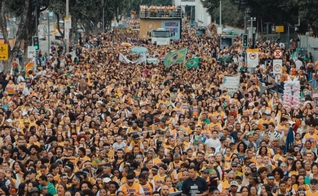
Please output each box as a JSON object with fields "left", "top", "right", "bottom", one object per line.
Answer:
{"left": 150, "top": 28, "right": 174, "bottom": 46}
{"left": 219, "top": 34, "right": 239, "bottom": 49}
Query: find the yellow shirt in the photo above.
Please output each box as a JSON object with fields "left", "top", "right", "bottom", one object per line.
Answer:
{"left": 120, "top": 182, "right": 143, "bottom": 195}
{"left": 141, "top": 183, "right": 153, "bottom": 196}
{"left": 306, "top": 189, "right": 318, "bottom": 196}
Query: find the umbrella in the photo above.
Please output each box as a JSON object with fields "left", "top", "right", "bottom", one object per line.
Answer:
{"left": 285, "top": 126, "right": 294, "bottom": 153}
{"left": 121, "top": 42, "right": 132, "bottom": 47}
{"left": 130, "top": 46, "right": 148, "bottom": 54}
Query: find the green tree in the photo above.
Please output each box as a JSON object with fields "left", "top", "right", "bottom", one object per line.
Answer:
{"left": 298, "top": 0, "right": 318, "bottom": 35}
{"left": 0, "top": 0, "right": 49, "bottom": 72}
{"left": 201, "top": 0, "right": 244, "bottom": 27}
{"left": 201, "top": 0, "right": 299, "bottom": 31}
{"left": 48, "top": 0, "right": 130, "bottom": 41}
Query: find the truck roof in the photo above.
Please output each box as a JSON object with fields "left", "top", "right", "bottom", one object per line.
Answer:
{"left": 153, "top": 28, "right": 169, "bottom": 31}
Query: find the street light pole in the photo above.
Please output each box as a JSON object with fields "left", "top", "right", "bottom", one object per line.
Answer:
{"left": 265, "top": 22, "right": 271, "bottom": 40}
{"left": 65, "top": 0, "right": 69, "bottom": 53}
{"left": 102, "top": 0, "right": 105, "bottom": 32}
{"left": 35, "top": 1, "right": 38, "bottom": 37}
{"left": 48, "top": 12, "right": 50, "bottom": 54}
{"left": 244, "top": 9, "right": 247, "bottom": 34}
{"left": 219, "top": 1, "right": 222, "bottom": 27}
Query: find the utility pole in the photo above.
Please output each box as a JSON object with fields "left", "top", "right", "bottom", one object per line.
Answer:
{"left": 249, "top": 17, "right": 256, "bottom": 38}
{"left": 102, "top": 0, "right": 105, "bottom": 32}
{"left": 264, "top": 22, "right": 271, "bottom": 40}
{"left": 65, "top": 0, "right": 69, "bottom": 53}
{"left": 244, "top": 9, "right": 248, "bottom": 34}
{"left": 190, "top": 6, "right": 193, "bottom": 25}
{"left": 48, "top": 12, "right": 50, "bottom": 54}
{"left": 219, "top": 1, "right": 222, "bottom": 27}
{"left": 250, "top": 17, "right": 256, "bottom": 48}
{"left": 35, "top": 0, "right": 38, "bottom": 37}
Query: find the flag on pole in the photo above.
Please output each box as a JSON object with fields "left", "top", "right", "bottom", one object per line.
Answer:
{"left": 164, "top": 48, "right": 187, "bottom": 68}
{"left": 185, "top": 57, "right": 200, "bottom": 69}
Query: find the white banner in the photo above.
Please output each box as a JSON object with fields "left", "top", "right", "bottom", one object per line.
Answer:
{"left": 119, "top": 53, "right": 146, "bottom": 65}
{"left": 64, "top": 17, "right": 72, "bottom": 29}
{"left": 134, "top": 54, "right": 147, "bottom": 65}
{"left": 119, "top": 53, "right": 131, "bottom": 64}
{"left": 247, "top": 49, "right": 259, "bottom": 68}
{"left": 28, "top": 46, "right": 36, "bottom": 58}
{"left": 146, "top": 58, "right": 159, "bottom": 65}
{"left": 222, "top": 75, "right": 240, "bottom": 96}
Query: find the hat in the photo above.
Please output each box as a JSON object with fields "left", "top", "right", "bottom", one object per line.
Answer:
{"left": 267, "top": 174, "right": 275, "bottom": 180}
{"left": 208, "top": 154, "right": 215, "bottom": 158}
{"left": 230, "top": 181, "right": 239, "bottom": 187}
{"left": 132, "top": 134, "right": 140, "bottom": 139}
{"left": 232, "top": 162, "right": 238, "bottom": 167}
{"left": 219, "top": 136, "right": 226, "bottom": 142}
{"left": 64, "top": 163, "right": 74, "bottom": 171}
{"left": 201, "top": 169, "right": 210, "bottom": 174}
{"left": 103, "top": 177, "right": 111, "bottom": 183}
{"left": 152, "top": 166, "right": 159, "bottom": 171}
{"left": 30, "top": 187, "right": 40, "bottom": 193}
{"left": 46, "top": 173, "right": 54, "bottom": 178}
{"left": 28, "top": 169, "right": 36, "bottom": 174}
{"left": 280, "top": 163, "right": 287, "bottom": 167}
{"left": 287, "top": 156, "right": 294, "bottom": 160}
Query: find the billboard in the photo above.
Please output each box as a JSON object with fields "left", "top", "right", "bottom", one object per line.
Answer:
{"left": 140, "top": 19, "right": 181, "bottom": 40}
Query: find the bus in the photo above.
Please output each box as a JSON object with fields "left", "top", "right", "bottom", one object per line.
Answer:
{"left": 54, "top": 21, "right": 64, "bottom": 39}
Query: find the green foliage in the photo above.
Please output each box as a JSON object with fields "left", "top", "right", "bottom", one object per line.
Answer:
{"left": 298, "top": 0, "right": 318, "bottom": 35}
{"left": 141, "top": 0, "right": 171, "bottom": 6}
{"left": 201, "top": 0, "right": 318, "bottom": 35}
{"left": 202, "top": 0, "right": 244, "bottom": 27}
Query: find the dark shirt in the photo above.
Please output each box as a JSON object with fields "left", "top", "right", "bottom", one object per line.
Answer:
{"left": 182, "top": 176, "right": 208, "bottom": 196}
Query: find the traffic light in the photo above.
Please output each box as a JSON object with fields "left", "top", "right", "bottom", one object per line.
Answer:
{"left": 243, "top": 34, "right": 248, "bottom": 47}
{"left": 33, "top": 36, "right": 39, "bottom": 50}
{"left": 252, "top": 33, "right": 256, "bottom": 49}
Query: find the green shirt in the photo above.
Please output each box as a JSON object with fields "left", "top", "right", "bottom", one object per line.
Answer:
{"left": 39, "top": 182, "right": 57, "bottom": 195}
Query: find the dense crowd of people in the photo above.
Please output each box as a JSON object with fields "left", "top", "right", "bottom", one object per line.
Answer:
{"left": 139, "top": 5, "right": 181, "bottom": 18}
{"left": 1, "top": 17, "right": 318, "bottom": 196}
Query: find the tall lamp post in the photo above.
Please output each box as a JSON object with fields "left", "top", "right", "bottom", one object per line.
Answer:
{"left": 65, "top": 0, "right": 69, "bottom": 53}
{"left": 219, "top": 1, "right": 222, "bottom": 27}
{"left": 102, "top": 0, "right": 105, "bottom": 32}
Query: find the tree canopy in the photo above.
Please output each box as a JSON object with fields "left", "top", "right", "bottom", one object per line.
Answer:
{"left": 201, "top": 0, "right": 318, "bottom": 35}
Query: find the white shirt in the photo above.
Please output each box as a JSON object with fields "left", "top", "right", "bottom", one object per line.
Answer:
{"left": 295, "top": 59, "right": 303, "bottom": 71}
{"left": 205, "top": 138, "right": 221, "bottom": 149}
{"left": 113, "top": 142, "right": 126, "bottom": 151}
